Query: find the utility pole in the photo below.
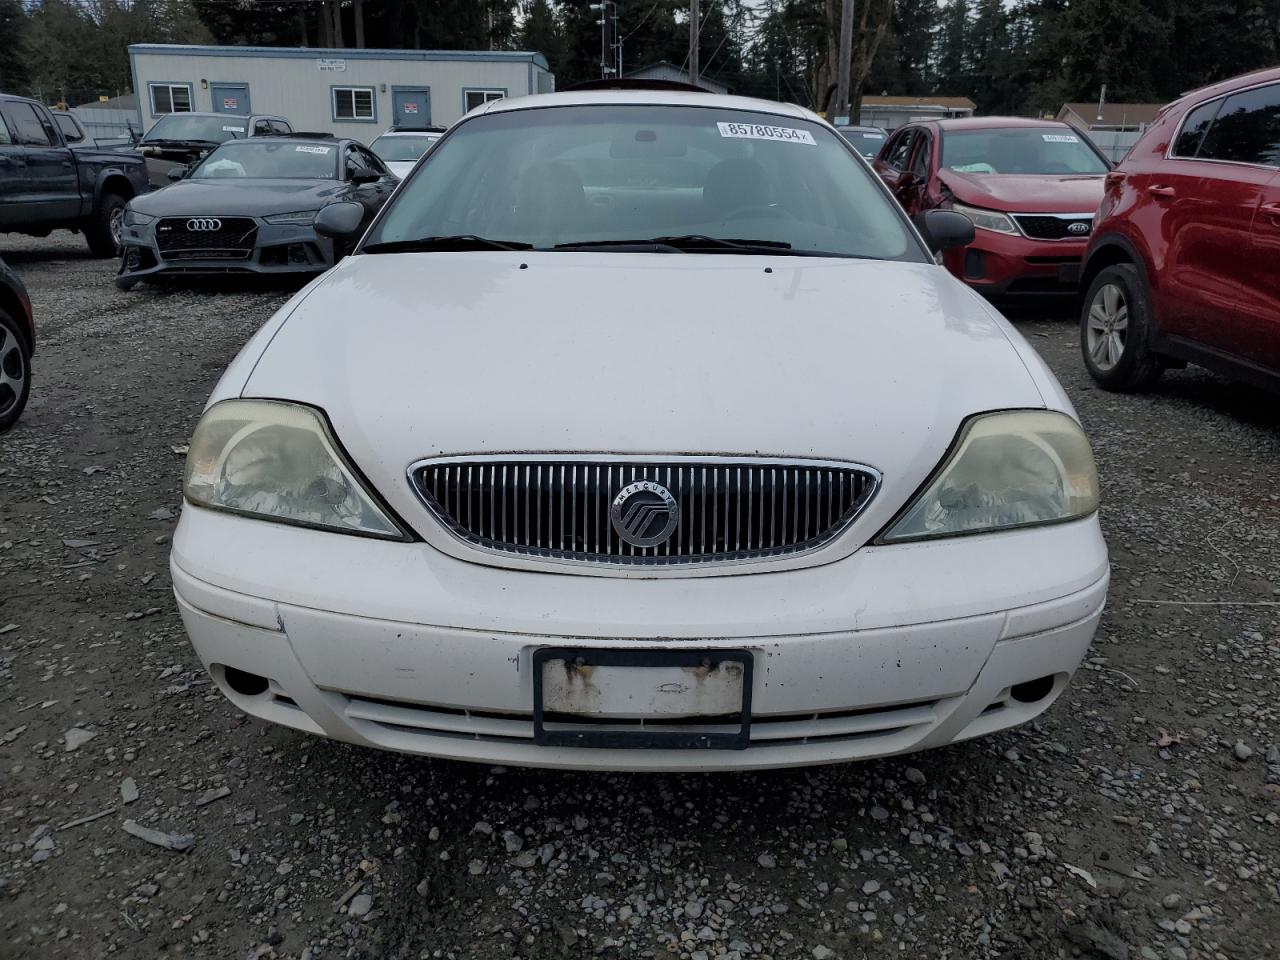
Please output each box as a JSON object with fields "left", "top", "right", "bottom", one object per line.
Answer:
{"left": 834, "top": 0, "right": 854, "bottom": 123}
{"left": 689, "top": 0, "right": 700, "bottom": 85}
{"left": 590, "top": 2, "right": 619, "bottom": 78}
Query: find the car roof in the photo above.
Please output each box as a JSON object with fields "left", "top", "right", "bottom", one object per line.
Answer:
{"left": 157, "top": 111, "right": 251, "bottom": 120}
{"left": 219, "top": 135, "right": 350, "bottom": 146}
{"left": 931, "top": 116, "right": 1078, "bottom": 132}
{"left": 479, "top": 89, "right": 821, "bottom": 124}
{"left": 377, "top": 129, "right": 443, "bottom": 136}
{"left": 1172, "top": 65, "right": 1280, "bottom": 108}
{"left": 838, "top": 125, "right": 885, "bottom": 133}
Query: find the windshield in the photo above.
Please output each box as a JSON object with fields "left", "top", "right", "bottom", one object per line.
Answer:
{"left": 371, "top": 134, "right": 440, "bottom": 163}
{"left": 189, "top": 141, "right": 338, "bottom": 179}
{"left": 366, "top": 104, "right": 921, "bottom": 260}
{"left": 838, "top": 129, "right": 886, "bottom": 158}
{"left": 941, "top": 127, "right": 1109, "bottom": 175}
{"left": 142, "top": 115, "right": 247, "bottom": 144}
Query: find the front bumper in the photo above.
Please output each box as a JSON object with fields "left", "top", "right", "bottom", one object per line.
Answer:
{"left": 118, "top": 220, "right": 334, "bottom": 282}
{"left": 171, "top": 504, "right": 1108, "bottom": 771}
{"left": 943, "top": 231, "right": 1088, "bottom": 299}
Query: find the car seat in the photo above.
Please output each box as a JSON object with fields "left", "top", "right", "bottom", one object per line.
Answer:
{"left": 510, "top": 161, "right": 589, "bottom": 242}
{"left": 702, "top": 158, "right": 772, "bottom": 221}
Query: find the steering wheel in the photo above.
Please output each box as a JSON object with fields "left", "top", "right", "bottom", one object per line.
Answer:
{"left": 721, "top": 202, "right": 792, "bottom": 221}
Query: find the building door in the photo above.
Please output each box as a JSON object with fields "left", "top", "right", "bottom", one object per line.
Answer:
{"left": 210, "top": 83, "right": 251, "bottom": 116}
{"left": 392, "top": 88, "right": 431, "bottom": 128}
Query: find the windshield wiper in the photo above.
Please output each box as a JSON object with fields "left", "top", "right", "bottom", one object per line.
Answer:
{"left": 553, "top": 235, "right": 793, "bottom": 254}
{"left": 361, "top": 235, "right": 534, "bottom": 254}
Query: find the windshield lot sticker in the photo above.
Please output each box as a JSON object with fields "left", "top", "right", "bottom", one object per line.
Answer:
{"left": 1043, "top": 133, "right": 1080, "bottom": 143}
{"left": 295, "top": 145, "right": 332, "bottom": 154}
{"left": 222, "top": 126, "right": 246, "bottom": 133}
{"left": 717, "top": 122, "right": 815, "bottom": 145}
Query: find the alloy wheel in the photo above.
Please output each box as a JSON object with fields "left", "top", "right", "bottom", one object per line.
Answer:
{"left": 1086, "top": 282, "right": 1129, "bottom": 372}
{"left": 109, "top": 206, "right": 125, "bottom": 251}
{"left": 0, "top": 325, "right": 26, "bottom": 418}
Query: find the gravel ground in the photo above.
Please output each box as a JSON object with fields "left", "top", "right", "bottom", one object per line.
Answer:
{"left": 1, "top": 232, "right": 1278, "bottom": 960}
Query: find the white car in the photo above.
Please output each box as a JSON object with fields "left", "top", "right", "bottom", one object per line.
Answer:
{"left": 368, "top": 128, "right": 443, "bottom": 178}
{"left": 173, "top": 89, "right": 1107, "bottom": 771}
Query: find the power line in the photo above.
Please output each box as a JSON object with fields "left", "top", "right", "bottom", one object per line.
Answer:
{"left": 621, "top": 0, "right": 663, "bottom": 42}
{"left": 679, "top": 0, "right": 717, "bottom": 75}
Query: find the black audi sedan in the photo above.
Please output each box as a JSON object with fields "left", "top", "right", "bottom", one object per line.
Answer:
{"left": 0, "top": 254, "right": 33, "bottom": 431}
{"left": 116, "top": 137, "right": 398, "bottom": 290}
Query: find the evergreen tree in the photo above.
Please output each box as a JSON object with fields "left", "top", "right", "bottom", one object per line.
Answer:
{"left": 520, "top": 0, "right": 564, "bottom": 68}
{"left": 935, "top": 0, "right": 970, "bottom": 94}
{"left": 0, "top": 0, "right": 30, "bottom": 94}
{"left": 886, "top": 0, "right": 937, "bottom": 95}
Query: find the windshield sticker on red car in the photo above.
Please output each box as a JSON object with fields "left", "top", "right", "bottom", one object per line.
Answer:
{"left": 222, "top": 126, "right": 246, "bottom": 133}
{"left": 1043, "top": 133, "right": 1080, "bottom": 143}
{"left": 717, "top": 122, "right": 815, "bottom": 145}
{"left": 295, "top": 145, "right": 332, "bottom": 155}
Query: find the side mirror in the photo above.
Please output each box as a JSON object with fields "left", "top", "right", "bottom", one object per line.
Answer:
{"left": 166, "top": 166, "right": 186, "bottom": 182}
{"left": 918, "top": 209, "right": 975, "bottom": 253}
{"left": 351, "top": 168, "right": 380, "bottom": 184}
{"left": 314, "top": 201, "right": 365, "bottom": 240}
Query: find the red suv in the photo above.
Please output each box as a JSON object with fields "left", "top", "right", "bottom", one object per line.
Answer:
{"left": 873, "top": 118, "right": 1110, "bottom": 299}
{"left": 1080, "top": 67, "right": 1280, "bottom": 392}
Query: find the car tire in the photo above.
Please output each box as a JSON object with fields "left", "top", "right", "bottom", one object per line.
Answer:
{"left": 0, "top": 309, "right": 32, "bottom": 432}
{"left": 1080, "top": 264, "right": 1163, "bottom": 392}
{"left": 85, "top": 192, "right": 127, "bottom": 258}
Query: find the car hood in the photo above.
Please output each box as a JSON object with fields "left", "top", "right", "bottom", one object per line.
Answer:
{"left": 243, "top": 253, "right": 1050, "bottom": 534}
{"left": 938, "top": 171, "right": 1105, "bottom": 213}
{"left": 385, "top": 161, "right": 417, "bottom": 178}
{"left": 130, "top": 179, "right": 346, "bottom": 217}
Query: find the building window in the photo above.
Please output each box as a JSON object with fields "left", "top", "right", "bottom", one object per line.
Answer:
{"left": 149, "top": 83, "right": 192, "bottom": 115}
{"left": 464, "top": 89, "right": 505, "bottom": 113}
{"left": 332, "top": 87, "right": 375, "bottom": 121}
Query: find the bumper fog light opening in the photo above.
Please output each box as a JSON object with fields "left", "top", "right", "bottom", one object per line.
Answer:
{"left": 223, "top": 665, "right": 270, "bottom": 697}
{"left": 964, "top": 249, "right": 985, "bottom": 280}
{"left": 1010, "top": 674, "right": 1056, "bottom": 704}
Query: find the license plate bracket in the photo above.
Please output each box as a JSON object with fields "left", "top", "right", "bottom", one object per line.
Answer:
{"left": 532, "top": 647, "right": 753, "bottom": 750}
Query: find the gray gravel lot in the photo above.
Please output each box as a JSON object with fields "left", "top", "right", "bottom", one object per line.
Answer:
{"left": 1, "top": 232, "right": 1278, "bottom": 960}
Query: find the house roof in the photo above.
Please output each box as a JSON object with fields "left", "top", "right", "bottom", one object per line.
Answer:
{"left": 75, "top": 93, "right": 138, "bottom": 111}
{"left": 129, "top": 43, "right": 550, "bottom": 72}
{"left": 1058, "top": 102, "right": 1166, "bottom": 127}
{"left": 861, "top": 95, "right": 976, "bottom": 110}
{"left": 623, "top": 61, "right": 729, "bottom": 95}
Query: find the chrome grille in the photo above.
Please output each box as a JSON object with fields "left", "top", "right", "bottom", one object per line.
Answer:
{"left": 156, "top": 217, "right": 257, "bottom": 259}
{"left": 411, "top": 457, "right": 879, "bottom": 566}
{"left": 1011, "top": 214, "right": 1093, "bottom": 241}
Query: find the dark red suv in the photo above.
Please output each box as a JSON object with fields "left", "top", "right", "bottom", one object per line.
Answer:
{"left": 873, "top": 118, "right": 1110, "bottom": 299}
{"left": 1079, "top": 67, "right": 1280, "bottom": 392}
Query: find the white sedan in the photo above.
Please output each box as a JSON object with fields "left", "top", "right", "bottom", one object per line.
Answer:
{"left": 173, "top": 88, "right": 1107, "bottom": 771}
{"left": 368, "top": 128, "right": 443, "bottom": 179}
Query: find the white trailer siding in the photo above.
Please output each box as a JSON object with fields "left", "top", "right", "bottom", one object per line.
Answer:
{"left": 129, "top": 45, "right": 552, "bottom": 141}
